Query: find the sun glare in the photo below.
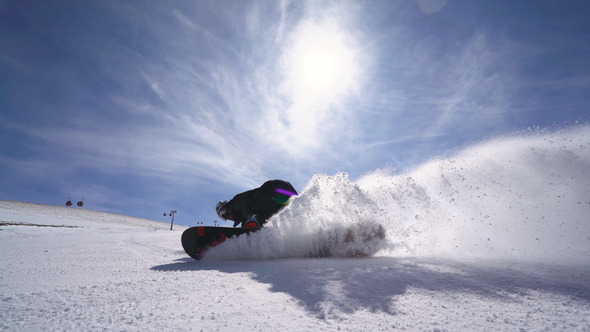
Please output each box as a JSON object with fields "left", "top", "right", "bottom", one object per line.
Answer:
{"left": 286, "top": 22, "right": 358, "bottom": 100}
{"left": 276, "top": 20, "right": 361, "bottom": 155}
{"left": 301, "top": 47, "right": 338, "bottom": 92}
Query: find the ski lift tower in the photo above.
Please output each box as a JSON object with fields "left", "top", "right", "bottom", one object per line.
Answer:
{"left": 167, "top": 210, "right": 177, "bottom": 230}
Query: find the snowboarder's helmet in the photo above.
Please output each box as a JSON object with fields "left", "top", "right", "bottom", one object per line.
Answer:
{"left": 216, "top": 201, "right": 229, "bottom": 220}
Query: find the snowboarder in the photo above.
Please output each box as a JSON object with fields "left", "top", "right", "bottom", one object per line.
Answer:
{"left": 216, "top": 180, "right": 298, "bottom": 228}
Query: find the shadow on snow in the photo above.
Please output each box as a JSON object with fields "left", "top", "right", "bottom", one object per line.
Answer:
{"left": 152, "top": 257, "right": 590, "bottom": 317}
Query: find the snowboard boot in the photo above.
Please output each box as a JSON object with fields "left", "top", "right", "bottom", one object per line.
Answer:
{"left": 242, "top": 215, "right": 260, "bottom": 228}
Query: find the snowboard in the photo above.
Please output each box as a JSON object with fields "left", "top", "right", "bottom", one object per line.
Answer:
{"left": 181, "top": 226, "right": 260, "bottom": 260}
{"left": 311, "top": 221, "right": 387, "bottom": 258}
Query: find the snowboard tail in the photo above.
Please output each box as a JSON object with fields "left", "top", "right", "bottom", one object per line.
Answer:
{"left": 181, "top": 226, "right": 259, "bottom": 260}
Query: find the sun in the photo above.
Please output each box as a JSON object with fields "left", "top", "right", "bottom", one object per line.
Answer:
{"left": 286, "top": 22, "right": 358, "bottom": 99}
{"left": 275, "top": 20, "right": 361, "bottom": 155}
{"left": 300, "top": 46, "right": 341, "bottom": 92}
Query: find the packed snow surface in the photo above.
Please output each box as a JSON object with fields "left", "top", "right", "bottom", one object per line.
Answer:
{"left": 1, "top": 126, "right": 590, "bottom": 331}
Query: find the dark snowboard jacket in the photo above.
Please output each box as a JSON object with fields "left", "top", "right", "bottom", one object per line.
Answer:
{"left": 224, "top": 180, "right": 298, "bottom": 227}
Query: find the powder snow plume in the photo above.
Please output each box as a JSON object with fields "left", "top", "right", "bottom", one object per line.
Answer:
{"left": 206, "top": 126, "right": 590, "bottom": 263}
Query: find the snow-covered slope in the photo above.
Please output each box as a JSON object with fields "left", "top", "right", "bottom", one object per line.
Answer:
{"left": 1, "top": 127, "right": 590, "bottom": 331}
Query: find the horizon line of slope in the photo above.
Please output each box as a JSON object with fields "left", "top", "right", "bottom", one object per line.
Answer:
{"left": 0, "top": 200, "right": 184, "bottom": 231}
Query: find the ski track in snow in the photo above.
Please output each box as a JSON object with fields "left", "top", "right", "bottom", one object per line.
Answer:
{"left": 1, "top": 126, "right": 590, "bottom": 331}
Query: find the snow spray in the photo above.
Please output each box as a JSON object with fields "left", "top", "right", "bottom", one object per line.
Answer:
{"left": 207, "top": 126, "right": 590, "bottom": 263}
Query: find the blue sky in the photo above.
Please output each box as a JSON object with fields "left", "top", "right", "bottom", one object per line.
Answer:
{"left": 1, "top": 0, "right": 589, "bottom": 226}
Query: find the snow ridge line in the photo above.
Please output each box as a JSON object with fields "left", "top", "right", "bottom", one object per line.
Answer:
{"left": 0, "top": 221, "right": 81, "bottom": 228}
